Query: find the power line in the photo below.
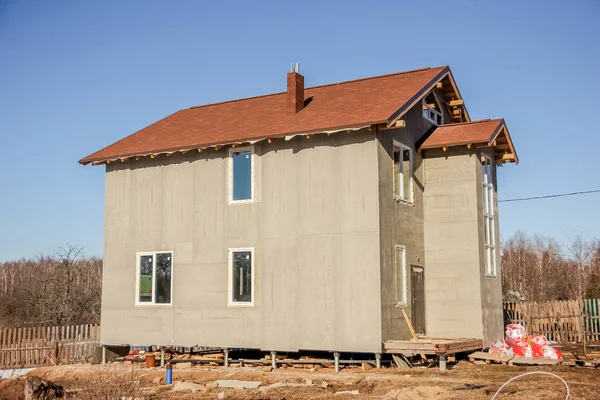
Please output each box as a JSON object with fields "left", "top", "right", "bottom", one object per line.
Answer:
{"left": 499, "top": 189, "right": 600, "bottom": 203}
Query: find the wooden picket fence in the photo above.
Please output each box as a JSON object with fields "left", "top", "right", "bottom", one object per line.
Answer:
{"left": 504, "top": 299, "right": 600, "bottom": 343}
{"left": 0, "top": 324, "right": 100, "bottom": 369}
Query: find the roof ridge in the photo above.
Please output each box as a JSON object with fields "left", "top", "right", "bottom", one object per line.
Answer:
{"left": 306, "top": 66, "right": 443, "bottom": 90}
{"left": 187, "top": 66, "right": 446, "bottom": 111}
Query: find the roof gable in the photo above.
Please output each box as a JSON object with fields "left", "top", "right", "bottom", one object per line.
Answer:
{"left": 420, "top": 119, "right": 519, "bottom": 164}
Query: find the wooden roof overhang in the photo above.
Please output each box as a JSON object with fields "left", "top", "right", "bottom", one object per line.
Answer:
{"left": 419, "top": 119, "right": 519, "bottom": 165}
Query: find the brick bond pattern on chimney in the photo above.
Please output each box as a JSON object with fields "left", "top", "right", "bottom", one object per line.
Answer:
{"left": 287, "top": 72, "right": 304, "bottom": 114}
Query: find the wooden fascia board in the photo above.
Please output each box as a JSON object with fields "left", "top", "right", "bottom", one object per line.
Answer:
{"left": 386, "top": 67, "right": 471, "bottom": 128}
{"left": 499, "top": 124, "right": 519, "bottom": 164}
{"left": 487, "top": 119, "right": 506, "bottom": 145}
{"left": 386, "top": 67, "right": 451, "bottom": 127}
{"left": 445, "top": 69, "right": 471, "bottom": 122}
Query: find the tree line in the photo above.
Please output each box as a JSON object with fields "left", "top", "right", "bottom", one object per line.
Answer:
{"left": 501, "top": 231, "right": 600, "bottom": 302}
{"left": 0, "top": 233, "right": 599, "bottom": 327}
{"left": 0, "top": 244, "right": 101, "bottom": 327}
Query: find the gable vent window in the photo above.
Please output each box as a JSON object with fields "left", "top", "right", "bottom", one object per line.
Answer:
{"left": 422, "top": 92, "right": 443, "bottom": 125}
{"left": 393, "top": 140, "right": 413, "bottom": 203}
{"left": 482, "top": 155, "right": 497, "bottom": 277}
{"left": 229, "top": 146, "right": 254, "bottom": 203}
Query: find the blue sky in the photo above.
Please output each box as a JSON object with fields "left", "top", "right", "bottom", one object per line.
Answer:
{"left": 0, "top": 0, "right": 598, "bottom": 261}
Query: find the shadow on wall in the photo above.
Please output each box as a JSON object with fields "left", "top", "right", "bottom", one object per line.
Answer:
{"left": 106, "top": 128, "right": 374, "bottom": 173}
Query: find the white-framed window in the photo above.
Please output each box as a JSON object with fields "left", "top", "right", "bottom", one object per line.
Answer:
{"left": 228, "top": 247, "right": 255, "bottom": 306}
{"left": 135, "top": 251, "right": 173, "bottom": 306}
{"left": 422, "top": 94, "right": 443, "bottom": 125}
{"left": 482, "top": 155, "right": 497, "bottom": 276}
{"left": 393, "top": 140, "right": 413, "bottom": 203}
{"left": 395, "top": 245, "right": 407, "bottom": 306}
{"left": 229, "top": 146, "right": 254, "bottom": 204}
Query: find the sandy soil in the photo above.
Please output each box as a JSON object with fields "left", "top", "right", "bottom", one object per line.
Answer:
{"left": 1, "top": 361, "right": 598, "bottom": 399}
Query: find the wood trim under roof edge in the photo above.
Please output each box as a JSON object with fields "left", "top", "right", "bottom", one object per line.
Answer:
{"left": 386, "top": 66, "right": 471, "bottom": 127}
{"left": 79, "top": 121, "right": 385, "bottom": 166}
{"left": 420, "top": 119, "right": 519, "bottom": 165}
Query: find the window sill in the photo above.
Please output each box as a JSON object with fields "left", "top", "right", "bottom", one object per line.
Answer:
{"left": 485, "top": 274, "right": 497, "bottom": 278}
{"left": 228, "top": 302, "right": 255, "bottom": 308}
{"left": 228, "top": 199, "right": 255, "bottom": 205}
{"left": 134, "top": 303, "right": 173, "bottom": 307}
{"left": 394, "top": 196, "right": 414, "bottom": 206}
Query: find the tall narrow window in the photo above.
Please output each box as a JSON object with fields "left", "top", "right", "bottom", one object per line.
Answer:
{"left": 136, "top": 251, "right": 173, "bottom": 305}
{"left": 482, "top": 155, "right": 497, "bottom": 276}
{"left": 395, "top": 245, "right": 407, "bottom": 306}
{"left": 229, "top": 248, "right": 254, "bottom": 306}
{"left": 229, "top": 147, "right": 253, "bottom": 203}
{"left": 393, "top": 141, "right": 413, "bottom": 202}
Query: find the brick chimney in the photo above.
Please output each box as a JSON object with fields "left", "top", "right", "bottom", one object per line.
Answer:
{"left": 287, "top": 63, "right": 304, "bottom": 114}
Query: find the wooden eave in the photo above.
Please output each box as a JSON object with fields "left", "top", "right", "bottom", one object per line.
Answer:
{"left": 387, "top": 67, "right": 471, "bottom": 127}
{"left": 420, "top": 119, "right": 519, "bottom": 165}
{"left": 490, "top": 122, "right": 519, "bottom": 165}
{"left": 80, "top": 122, "right": 382, "bottom": 166}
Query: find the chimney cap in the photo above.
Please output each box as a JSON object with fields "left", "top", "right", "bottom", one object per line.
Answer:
{"left": 289, "top": 62, "right": 299, "bottom": 73}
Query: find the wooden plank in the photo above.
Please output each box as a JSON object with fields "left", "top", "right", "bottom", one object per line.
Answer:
{"left": 469, "top": 351, "right": 513, "bottom": 364}
{"left": 0, "top": 328, "right": 6, "bottom": 367}
{"left": 16, "top": 327, "right": 22, "bottom": 368}
{"left": 509, "top": 357, "right": 562, "bottom": 366}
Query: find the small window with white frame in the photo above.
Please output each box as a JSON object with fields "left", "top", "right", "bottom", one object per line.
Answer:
{"left": 136, "top": 251, "right": 173, "bottom": 305}
{"left": 395, "top": 245, "right": 407, "bottom": 306}
{"left": 228, "top": 248, "right": 254, "bottom": 306}
{"left": 422, "top": 92, "right": 443, "bottom": 125}
{"left": 393, "top": 141, "right": 413, "bottom": 203}
{"left": 229, "top": 146, "right": 254, "bottom": 203}
{"left": 481, "top": 155, "right": 497, "bottom": 276}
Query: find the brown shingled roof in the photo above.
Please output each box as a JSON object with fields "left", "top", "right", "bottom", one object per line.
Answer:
{"left": 80, "top": 66, "right": 450, "bottom": 165}
{"left": 420, "top": 119, "right": 505, "bottom": 149}
{"left": 420, "top": 119, "right": 519, "bottom": 164}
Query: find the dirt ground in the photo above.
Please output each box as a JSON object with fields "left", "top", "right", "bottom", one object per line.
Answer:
{"left": 1, "top": 361, "right": 598, "bottom": 399}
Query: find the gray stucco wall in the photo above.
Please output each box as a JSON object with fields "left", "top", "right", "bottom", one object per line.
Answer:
{"left": 376, "top": 104, "right": 434, "bottom": 341}
{"left": 101, "top": 129, "right": 383, "bottom": 352}
{"left": 476, "top": 148, "right": 504, "bottom": 345}
{"left": 423, "top": 147, "right": 484, "bottom": 339}
{"left": 422, "top": 146, "right": 504, "bottom": 345}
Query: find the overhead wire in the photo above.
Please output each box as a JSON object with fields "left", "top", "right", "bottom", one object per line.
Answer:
{"left": 499, "top": 189, "right": 600, "bottom": 203}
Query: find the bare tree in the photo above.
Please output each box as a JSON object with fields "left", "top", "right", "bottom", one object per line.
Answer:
{"left": 0, "top": 244, "right": 102, "bottom": 327}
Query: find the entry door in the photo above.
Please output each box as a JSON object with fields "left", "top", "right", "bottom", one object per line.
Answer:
{"left": 411, "top": 266, "right": 425, "bottom": 335}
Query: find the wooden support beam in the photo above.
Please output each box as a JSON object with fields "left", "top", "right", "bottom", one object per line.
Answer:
{"left": 197, "top": 148, "right": 203, "bottom": 152}
{"left": 214, "top": 145, "right": 222, "bottom": 151}
{"left": 442, "top": 146, "right": 448, "bottom": 152}
{"left": 436, "top": 82, "right": 443, "bottom": 89}
{"left": 449, "top": 99, "right": 464, "bottom": 106}
{"left": 496, "top": 153, "right": 515, "bottom": 161}
{"left": 395, "top": 120, "right": 406, "bottom": 128}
